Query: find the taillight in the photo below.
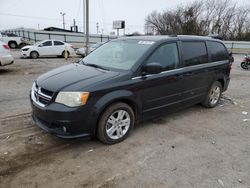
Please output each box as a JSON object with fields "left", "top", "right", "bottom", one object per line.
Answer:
{"left": 3, "top": 44, "right": 9, "bottom": 49}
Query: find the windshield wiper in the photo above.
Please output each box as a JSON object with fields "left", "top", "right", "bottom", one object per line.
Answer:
{"left": 82, "top": 61, "right": 109, "bottom": 71}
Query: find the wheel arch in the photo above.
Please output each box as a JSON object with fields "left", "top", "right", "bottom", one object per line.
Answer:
{"left": 62, "top": 50, "right": 70, "bottom": 55}
{"left": 8, "top": 40, "right": 17, "bottom": 48}
{"left": 92, "top": 90, "right": 140, "bottom": 135}
{"left": 208, "top": 75, "right": 226, "bottom": 92}
{"left": 30, "top": 50, "right": 39, "bottom": 57}
{"left": 216, "top": 78, "right": 225, "bottom": 89}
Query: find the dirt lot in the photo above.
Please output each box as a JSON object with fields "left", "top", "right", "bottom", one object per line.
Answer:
{"left": 0, "top": 50, "right": 250, "bottom": 188}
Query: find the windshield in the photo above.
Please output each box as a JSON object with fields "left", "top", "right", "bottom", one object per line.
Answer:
{"left": 82, "top": 40, "right": 153, "bottom": 70}
{"left": 34, "top": 41, "right": 42, "bottom": 46}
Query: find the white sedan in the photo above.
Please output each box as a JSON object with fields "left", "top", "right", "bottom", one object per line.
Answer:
{"left": 21, "top": 40, "right": 75, "bottom": 59}
{"left": 0, "top": 41, "right": 14, "bottom": 66}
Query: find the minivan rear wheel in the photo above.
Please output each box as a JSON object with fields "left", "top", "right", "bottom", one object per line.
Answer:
{"left": 202, "top": 81, "right": 222, "bottom": 108}
{"left": 97, "top": 102, "right": 135, "bottom": 145}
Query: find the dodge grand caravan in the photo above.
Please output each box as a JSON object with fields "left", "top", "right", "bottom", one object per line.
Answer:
{"left": 30, "top": 35, "right": 231, "bottom": 144}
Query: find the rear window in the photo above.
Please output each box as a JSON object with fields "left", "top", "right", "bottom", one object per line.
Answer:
{"left": 54, "top": 41, "right": 64, "bottom": 46}
{"left": 207, "top": 41, "right": 229, "bottom": 62}
{"left": 182, "top": 42, "right": 208, "bottom": 66}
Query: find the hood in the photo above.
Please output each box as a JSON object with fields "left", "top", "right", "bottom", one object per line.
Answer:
{"left": 21, "top": 45, "right": 33, "bottom": 50}
{"left": 36, "top": 63, "right": 120, "bottom": 92}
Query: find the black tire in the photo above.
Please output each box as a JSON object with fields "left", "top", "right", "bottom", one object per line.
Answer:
{"left": 241, "top": 62, "right": 249, "bottom": 70}
{"left": 8, "top": 41, "right": 17, "bottom": 49}
{"left": 30, "top": 51, "right": 39, "bottom": 59}
{"left": 97, "top": 102, "right": 135, "bottom": 145}
{"left": 19, "top": 43, "right": 26, "bottom": 48}
{"left": 62, "top": 51, "right": 70, "bottom": 58}
{"left": 202, "top": 81, "right": 222, "bottom": 108}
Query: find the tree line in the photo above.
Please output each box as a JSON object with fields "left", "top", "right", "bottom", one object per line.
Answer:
{"left": 145, "top": 0, "right": 250, "bottom": 40}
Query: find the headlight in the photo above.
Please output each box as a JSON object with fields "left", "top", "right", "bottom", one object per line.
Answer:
{"left": 55, "top": 92, "right": 89, "bottom": 107}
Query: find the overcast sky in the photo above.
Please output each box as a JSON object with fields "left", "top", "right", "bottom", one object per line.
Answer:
{"left": 0, "top": 0, "right": 247, "bottom": 34}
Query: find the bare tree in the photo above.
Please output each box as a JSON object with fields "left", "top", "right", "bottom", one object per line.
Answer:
{"left": 145, "top": 0, "right": 250, "bottom": 40}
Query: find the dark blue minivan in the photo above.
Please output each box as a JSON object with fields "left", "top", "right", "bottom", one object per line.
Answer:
{"left": 30, "top": 35, "right": 231, "bottom": 144}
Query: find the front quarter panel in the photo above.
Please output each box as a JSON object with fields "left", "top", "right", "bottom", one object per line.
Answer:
{"left": 93, "top": 90, "right": 138, "bottom": 116}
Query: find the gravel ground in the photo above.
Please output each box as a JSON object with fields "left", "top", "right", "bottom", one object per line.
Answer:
{"left": 0, "top": 50, "right": 249, "bottom": 188}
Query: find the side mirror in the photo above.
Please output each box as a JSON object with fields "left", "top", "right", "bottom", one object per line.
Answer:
{"left": 143, "top": 62, "right": 163, "bottom": 75}
{"left": 38, "top": 44, "right": 43, "bottom": 47}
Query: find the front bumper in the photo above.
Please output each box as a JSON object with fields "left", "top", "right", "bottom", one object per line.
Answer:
{"left": 31, "top": 97, "right": 95, "bottom": 139}
{"left": 21, "top": 50, "right": 29, "bottom": 58}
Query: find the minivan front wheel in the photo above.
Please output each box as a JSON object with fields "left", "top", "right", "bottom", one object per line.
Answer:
{"left": 202, "top": 81, "right": 222, "bottom": 108}
{"left": 97, "top": 102, "right": 135, "bottom": 144}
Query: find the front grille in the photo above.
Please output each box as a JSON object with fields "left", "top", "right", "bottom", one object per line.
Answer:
{"left": 41, "top": 88, "right": 54, "bottom": 96}
{"left": 31, "top": 83, "right": 54, "bottom": 107}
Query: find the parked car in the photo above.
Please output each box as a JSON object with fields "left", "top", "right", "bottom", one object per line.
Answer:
{"left": 0, "top": 41, "right": 14, "bottom": 67}
{"left": 0, "top": 33, "right": 26, "bottom": 49}
{"left": 30, "top": 35, "right": 231, "bottom": 144}
{"left": 89, "top": 42, "right": 105, "bottom": 52}
{"left": 21, "top": 40, "right": 75, "bottom": 59}
{"left": 76, "top": 47, "right": 86, "bottom": 57}
{"left": 76, "top": 42, "right": 105, "bottom": 57}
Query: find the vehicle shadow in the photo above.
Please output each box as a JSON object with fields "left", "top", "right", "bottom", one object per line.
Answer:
{"left": 0, "top": 68, "right": 14, "bottom": 75}
{"left": 134, "top": 104, "right": 204, "bottom": 131}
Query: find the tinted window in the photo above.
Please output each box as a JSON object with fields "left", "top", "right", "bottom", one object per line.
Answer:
{"left": 42, "top": 41, "right": 52, "bottom": 46}
{"left": 207, "top": 41, "right": 228, "bottom": 62}
{"left": 182, "top": 42, "right": 208, "bottom": 66}
{"left": 147, "top": 43, "right": 179, "bottom": 71}
{"left": 54, "top": 41, "right": 64, "bottom": 46}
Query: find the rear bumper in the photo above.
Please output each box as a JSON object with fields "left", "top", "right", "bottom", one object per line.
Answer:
{"left": 0, "top": 55, "right": 14, "bottom": 66}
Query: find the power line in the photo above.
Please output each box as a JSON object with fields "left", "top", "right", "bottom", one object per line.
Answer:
{"left": 0, "top": 13, "right": 145, "bottom": 28}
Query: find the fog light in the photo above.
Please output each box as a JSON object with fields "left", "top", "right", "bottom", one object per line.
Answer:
{"left": 62, "top": 126, "right": 67, "bottom": 132}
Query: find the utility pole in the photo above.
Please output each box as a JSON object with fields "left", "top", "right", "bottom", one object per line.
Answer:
{"left": 96, "top": 22, "right": 99, "bottom": 34}
{"left": 60, "top": 12, "right": 66, "bottom": 29}
{"left": 83, "top": 0, "right": 85, "bottom": 34}
{"left": 85, "top": 0, "right": 89, "bottom": 55}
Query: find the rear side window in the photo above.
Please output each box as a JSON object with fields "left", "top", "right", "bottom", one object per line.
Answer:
{"left": 207, "top": 41, "right": 228, "bottom": 62}
{"left": 147, "top": 43, "right": 179, "bottom": 71}
{"left": 54, "top": 41, "right": 64, "bottom": 46}
{"left": 182, "top": 42, "right": 208, "bottom": 66}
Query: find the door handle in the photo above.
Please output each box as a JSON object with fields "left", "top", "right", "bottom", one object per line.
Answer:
{"left": 176, "top": 74, "right": 184, "bottom": 79}
{"left": 184, "top": 72, "right": 193, "bottom": 76}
